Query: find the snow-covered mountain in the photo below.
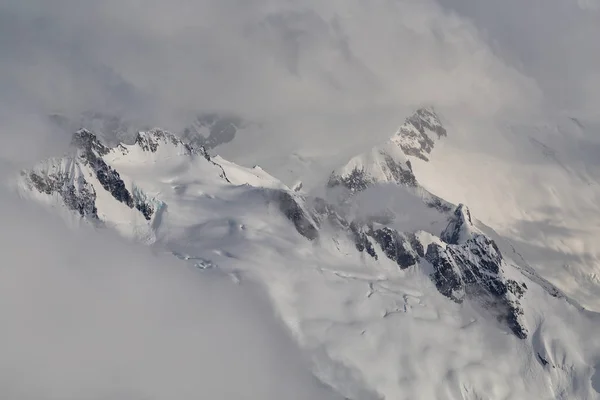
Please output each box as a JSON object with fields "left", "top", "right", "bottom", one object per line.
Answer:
{"left": 17, "top": 111, "right": 600, "bottom": 399}
{"left": 328, "top": 108, "right": 446, "bottom": 191}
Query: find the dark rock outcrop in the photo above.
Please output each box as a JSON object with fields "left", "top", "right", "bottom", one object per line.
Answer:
{"left": 135, "top": 129, "right": 194, "bottom": 155}
{"left": 328, "top": 168, "right": 372, "bottom": 193}
{"left": 328, "top": 108, "right": 445, "bottom": 193}
{"left": 349, "top": 223, "right": 419, "bottom": 269}
{"left": 394, "top": 108, "right": 447, "bottom": 162}
{"left": 440, "top": 204, "right": 473, "bottom": 245}
{"left": 425, "top": 207, "right": 528, "bottom": 339}
{"left": 274, "top": 191, "right": 319, "bottom": 241}
{"left": 73, "top": 130, "right": 154, "bottom": 221}
{"left": 27, "top": 170, "right": 98, "bottom": 218}
{"left": 350, "top": 222, "right": 378, "bottom": 259}
{"left": 26, "top": 130, "right": 156, "bottom": 222}
{"left": 327, "top": 157, "right": 417, "bottom": 193}
{"left": 321, "top": 201, "right": 530, "bottom": 339}
{"left": 370, "top": 227, "right": 419, "bottom": 269}
{"left": 382, "top": 155, "right": 418, "bottom": 187}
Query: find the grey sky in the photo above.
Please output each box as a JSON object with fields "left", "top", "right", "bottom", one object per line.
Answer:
{"left": 0, "top": 0, "right": 552, "bottom": 124}
{"left": 0, "top": 186, "right": 341, "bottom": 400}
{"left": 1, "top": 0, "right": 596, "bottom": 170}
{"left": 438, "top": 0, "right": 600, "bottom": 114}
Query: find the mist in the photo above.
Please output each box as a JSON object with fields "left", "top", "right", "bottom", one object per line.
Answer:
{"left": 0, "top": 186, "right": 341, "bottom": 400}
{"left": 0, "top": 0, "right": 561, "bottom": 157}
{"left": 1, "top": 0, "right": 596, "bottom": 179}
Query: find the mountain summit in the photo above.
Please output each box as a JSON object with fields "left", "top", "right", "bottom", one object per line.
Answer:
{"left": 17, "top": 110, "right": 600, "bottom": 400}
{"left": 328, "top": 108, "right": 446, "bottom": 193}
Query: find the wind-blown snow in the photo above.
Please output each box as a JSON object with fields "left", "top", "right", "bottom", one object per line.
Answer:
{"left": 17, "top": 124, "right": 600, "bottom": 400}
{"left": 406, "top": 114, "right": 600, "bottom": 312}
{"left": 0, "top": 184, "right": 343, "bottom": 400}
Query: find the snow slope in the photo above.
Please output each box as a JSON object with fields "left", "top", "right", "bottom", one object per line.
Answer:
{"left": 17, "top": 122, "right": 600, "bottom": 399}
{"left": 329, "top": 107, "right": 445, "bottom": 190}
{"left": 403, "top": 114, "right": 600, "bottom": 312}
{"left": 318, "top": 107, "right": 600, "bottom": 313}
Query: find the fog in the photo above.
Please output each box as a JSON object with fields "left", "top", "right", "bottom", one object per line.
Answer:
{"left": 439, "top": 0, "right": 600, "bottom": 115}
{"left": 0, "top": 0, "right": 565, "bottom": 154}
{"left": 0, "top": 186, "right": 341, "bottom": 399}
{"left": 1, "top": 0, "right": 596, "bottom": 173}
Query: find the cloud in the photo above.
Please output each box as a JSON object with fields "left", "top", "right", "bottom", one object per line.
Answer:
{"left": 0, "top": 187, "right": 340, "bottom": 400}
{"left": 438, "top": 0, "right": 600, "bottom": 115}
{"left": 0, "top": 0, "right": 544, "bottom": 132}
{"left": 2, "top": 0, "right": 567, "bottom": 182}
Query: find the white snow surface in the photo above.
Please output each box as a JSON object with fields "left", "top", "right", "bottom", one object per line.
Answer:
{"left": 331, "top": 141, "right": 413, "bottom": 186}
{"left": 219, "top": 110, "right": 600, "bottom": 314}
{"left": 406, "top": 115, "right": 600, "bottom": 312}
{"left": 17, "top": 125, "right": 600, "bottom": 400}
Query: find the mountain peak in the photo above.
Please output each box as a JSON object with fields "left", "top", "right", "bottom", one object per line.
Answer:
{"left": 441, "top": 204, "right": 475, "bottom": 245}
{"left": 71, "top": 129, "right": 110, "bottom": 157}
{"left": 408, "top": 107, "right": 446, "bottom": 137}
{"left": 327, "top": 143, "right": 417, "bottom": 192}
{"left": 135, "top": 128, "right": 195, "bottom": 154}
{"left": 328, "top": 108, "right": 447, "bottom": 193}
{"left": 391, "top": 107, "right": 447, "bottom": 161}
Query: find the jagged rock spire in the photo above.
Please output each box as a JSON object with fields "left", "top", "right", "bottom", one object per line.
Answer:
{"left": 391, "top": 107, "right": 446, "bottom": 161}
{"left": 441, "top": 204, "right": 475, "bottom": 245}
{"left": 328, "top": 107, "right": 447, "bottom": 193}
{"left": 71, "top": 129, "right": 110, "bottom": 156}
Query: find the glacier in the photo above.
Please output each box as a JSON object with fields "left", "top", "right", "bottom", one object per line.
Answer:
{"left": 16, "top": 108, "right": 600, "bottom": 399}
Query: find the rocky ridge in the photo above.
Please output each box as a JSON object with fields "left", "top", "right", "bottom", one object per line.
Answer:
{"left": 20, "top": 109, "right": 553, "bottom": 340}
{"left": 20, "top": 129, "right": 199, "bottom": 223}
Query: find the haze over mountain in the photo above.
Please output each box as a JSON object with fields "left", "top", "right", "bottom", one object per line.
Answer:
{"left": 1, "top": 0, "right": 599, "bottom": 399}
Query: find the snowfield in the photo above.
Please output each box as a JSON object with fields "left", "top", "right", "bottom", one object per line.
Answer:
{"left": 16, "top": 109, "right": 600, "bottom": 399}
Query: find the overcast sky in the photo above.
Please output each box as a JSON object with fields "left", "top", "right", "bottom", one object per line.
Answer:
{"left": 0, "top": 0, "right": 597, "bottom": 168}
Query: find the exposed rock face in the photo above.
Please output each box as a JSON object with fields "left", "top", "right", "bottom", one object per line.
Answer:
{"left": 350, "top": 222, "right": 378, "bottom": 259}
{"left": 135, "top": 129, "right": 195, "bottom": 155}
{"left": 371, "top": 227, "right": 420, "bottom": 268}
{"left": 26, "top": 111, "right": 533, "bottom": 341}
{"left": 309, "top": 197, "right": 529, "bottom": 339}
{"left": 26, "top": 168, "right": 98, "bottom": 219}
{"left": 273, "top": 191, "right": 319, "bottom": 241}
{"left": 23, "top": 130, "right": 160, "bottom": 222}
{"left": 440, "top": 204, "right": 474, "bottom": 244}
{"left": 382, "top": 156, "right": 418, "bottom": 187}
{"left": 328, "top": 108, "right": 445, "bottom": 193}
{"left": 425, "top": 244, "right": 466, "bottom": 300}
{"left": 425, "top": 206, "right": 528, "bottom": 339}
{"left": 328, "top": 149, "right": 418, "bottom": 193}
{"left": 392, "top": 108, "right": 447, "bottom": 161}
{"left": 350, "top": 223, "right": 419, "bottom": 268}
{"left": 136, "top": 129, "right": 229, "bottom": 181}
{"left": 328, "top": 168, "right": 373, "bottom": 193}
{"left": 322, "top": 109, "right": 531, "bottom": 339}
{"left": 74, "top": 130, "right": 154, "bottom": 221}
{"left": 72, "top": 129, "right": 111, "bottom": 156}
